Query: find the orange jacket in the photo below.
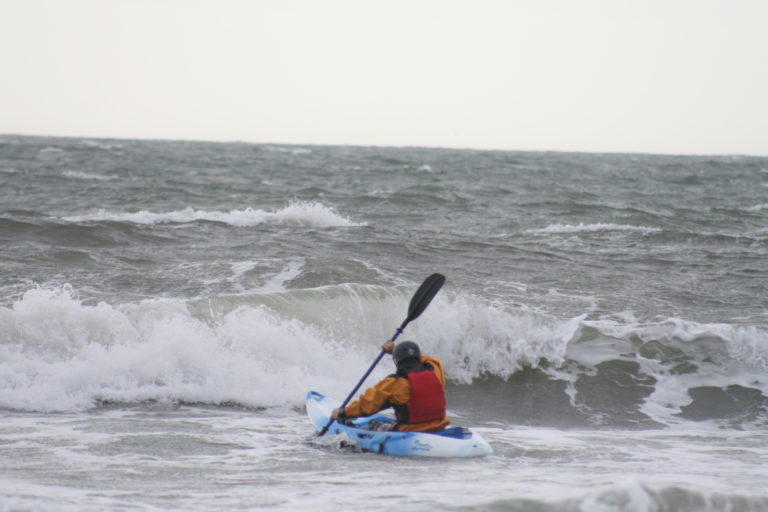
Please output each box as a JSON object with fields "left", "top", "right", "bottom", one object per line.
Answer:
{"left": 341, "top": 355, "right": 450, "bottom": 432}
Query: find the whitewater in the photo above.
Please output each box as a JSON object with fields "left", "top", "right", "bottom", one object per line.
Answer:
{"left": 1, "top": 135, "right": 768, "bottom": 511}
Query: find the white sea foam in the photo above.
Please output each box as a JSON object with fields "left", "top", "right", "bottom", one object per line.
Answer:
{"left": 63, "top": 171, "right": 117, "bottom": 181}
{"left": 78, "top": 139, "right": 123, "bottom": 151}
{"left": 253, "top": 259, "right": 305, "bottom": 292}
{"left": 220, "top": 258, "right": 306, "bottom": 293}
{"left": 264, "top": 146, "right": 312, "bottom": 155}
{"left": 745, "top": 203, "right": 768, "bottom": 212}
{"left": 0, "top": 286, "right": 371, "bottom": 412}
{"left": 61, "top": 201, "right": 364, "bottom": 228}
{"left": 526, "top": 223, "right": 661, "bottom": 234}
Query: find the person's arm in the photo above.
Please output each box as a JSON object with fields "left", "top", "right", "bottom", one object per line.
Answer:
{"left": 331, "top": 340, "right": 397, "bottom": 420}
{"left": 332, "top": 377, "right": 398, "bottom": 419}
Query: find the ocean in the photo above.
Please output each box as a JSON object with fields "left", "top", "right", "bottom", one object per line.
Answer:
{"left": 1, "top": 135, "right": 767, "bottom": 511}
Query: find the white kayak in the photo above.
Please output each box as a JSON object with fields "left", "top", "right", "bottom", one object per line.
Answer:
{"left": 306, "top": 391, "right": 493, "bottom": 457}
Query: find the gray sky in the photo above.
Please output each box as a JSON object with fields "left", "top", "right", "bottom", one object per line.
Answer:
{"left": 2, "top": 0, "right": 767, "bottom": 155}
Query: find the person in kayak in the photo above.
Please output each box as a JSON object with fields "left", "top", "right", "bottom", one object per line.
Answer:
{"left": 330, "top": 340, "right": 450, "bottom": 432}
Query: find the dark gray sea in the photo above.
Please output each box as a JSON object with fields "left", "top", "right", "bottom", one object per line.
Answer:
{"left": 1, "top": 135, "right": 767, "bottom": 511}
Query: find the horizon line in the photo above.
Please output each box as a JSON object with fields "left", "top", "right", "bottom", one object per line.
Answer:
{"left": 2, "top": 131, "right": 767, "bottom": 159}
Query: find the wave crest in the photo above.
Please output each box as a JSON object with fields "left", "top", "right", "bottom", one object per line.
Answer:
{"left": 526, "top": 223, "right": 661, "bottom": 234}
{"left": 3, "top": 284, "right": 768, "bottom": 428}
{"left": 61, "top": 201, "right": 364, "bottom": 228}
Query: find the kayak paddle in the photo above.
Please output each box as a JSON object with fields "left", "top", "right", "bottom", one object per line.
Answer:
{"left": 317, "top": 273, "right": 446, "bottom": 437}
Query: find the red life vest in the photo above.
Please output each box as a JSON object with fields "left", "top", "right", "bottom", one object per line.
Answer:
{"left": 393, "top": 366, "right": 446, "bottom": 424}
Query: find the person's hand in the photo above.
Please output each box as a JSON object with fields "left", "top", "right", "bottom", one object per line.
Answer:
{"left": 382, "top": 340, "right": 395, "bottom": 353}
{"left": 331, "top": 408, "right": 340, "bottom": 420}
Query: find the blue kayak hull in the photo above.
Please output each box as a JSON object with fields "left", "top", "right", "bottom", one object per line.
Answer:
{"left": 306, "top": 391, "right": 493, "bottom": 457}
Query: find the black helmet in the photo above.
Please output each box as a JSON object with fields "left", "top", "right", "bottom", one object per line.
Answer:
{"left": 393, "top": 341, "right": 421, "bottom": 364}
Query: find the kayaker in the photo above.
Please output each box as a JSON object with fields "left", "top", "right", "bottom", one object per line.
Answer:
{"left": 330, "top": 340, "right": 450, "bottom": 432}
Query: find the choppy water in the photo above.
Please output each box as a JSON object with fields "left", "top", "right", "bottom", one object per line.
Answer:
{"left": 1, "top": 135, "right": 768, "bottom": 511}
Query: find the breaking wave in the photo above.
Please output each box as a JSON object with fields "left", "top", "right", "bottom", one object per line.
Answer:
{"left": 1, "top": 282, "right": 767, "bottom": 429}
{"left": 61, "top": 201, "right": 363, "bottom": 228}
{"left": 526, "top": 223, "right": 661, "bottom": 234}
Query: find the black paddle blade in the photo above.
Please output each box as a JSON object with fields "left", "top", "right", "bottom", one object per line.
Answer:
{"left": 403, "top": 273, "right": 445, "bottom": 327}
